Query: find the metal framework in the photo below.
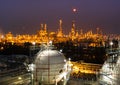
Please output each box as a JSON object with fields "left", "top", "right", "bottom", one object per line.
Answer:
{"left": 99, "top": 41, "right": 120, "bottom": 85}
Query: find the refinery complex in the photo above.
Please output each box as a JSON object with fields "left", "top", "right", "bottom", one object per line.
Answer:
{"left": 0, "top": 0, "right": 120, "bottom": 85}
{"left": 0, "top": 19, "right": 119, "bottom": 46}
{"left": 0, "top": 20, "right": 120, "bottom": 85}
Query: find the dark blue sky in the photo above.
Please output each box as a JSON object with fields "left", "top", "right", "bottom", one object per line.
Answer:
{"left": 0, "top": 0, "right": 120, "bottom": 35}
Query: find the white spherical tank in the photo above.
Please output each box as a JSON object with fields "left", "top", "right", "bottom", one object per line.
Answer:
{"left": 34, "top": 49, "right": 68, "bottom": 85}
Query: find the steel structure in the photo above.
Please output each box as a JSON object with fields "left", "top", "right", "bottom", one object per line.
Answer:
{"left": 99, "top": 41, "right": 120, "bottom": 85}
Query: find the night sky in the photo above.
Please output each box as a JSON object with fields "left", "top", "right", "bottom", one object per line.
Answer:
{"left": 0, "top": 0, "right": 120, "bottom": 35}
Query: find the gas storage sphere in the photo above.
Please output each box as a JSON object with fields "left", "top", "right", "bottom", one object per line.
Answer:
{"left": 34, "top": 49, "right": 66, "bottom": 84}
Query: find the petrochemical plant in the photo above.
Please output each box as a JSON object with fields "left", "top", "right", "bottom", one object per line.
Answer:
{"left": 0, "top": 20, "right": 120, "bottom": 85}
{"left": 0, "top": 19, "right": 114, "bottom": 47}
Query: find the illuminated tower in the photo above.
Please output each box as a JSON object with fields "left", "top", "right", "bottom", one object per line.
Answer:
{"left": 57, "top": 19, "right": 63, "bottom": 37}
{"left": 44, "top": 24, "right": 47, "bottom": 35}
{"left": 76, "top": 30, "right": 79, "bottom": 37}
{"left": 80, "top": 29, "right": 83, "bottom": 35}
{"left": 59, "top": 19, "right": 62, "bottom": 32}
{"left": 41, "top": 24, "right": 44, "bottom": 30}
{"left": 38, "top": 24, "right": 48, "bottom": 36}
{"left": 96, "top": 27, "right": 99, "bottom": 35}
{"left": 69, "top": 21, "right": 76, "bottom": 40}
{"left": 71, "top": 21, "right": 75, "bottom": 34}
{"left": 44, "top": 24, "right": 47, "bottom": 32}
{"left": 37, "top": 23, "right": 48, "bottom": 43}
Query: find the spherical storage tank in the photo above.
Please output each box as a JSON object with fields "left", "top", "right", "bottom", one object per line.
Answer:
{"left": 34, "top": 47, "right": 70, "bottom": 85}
